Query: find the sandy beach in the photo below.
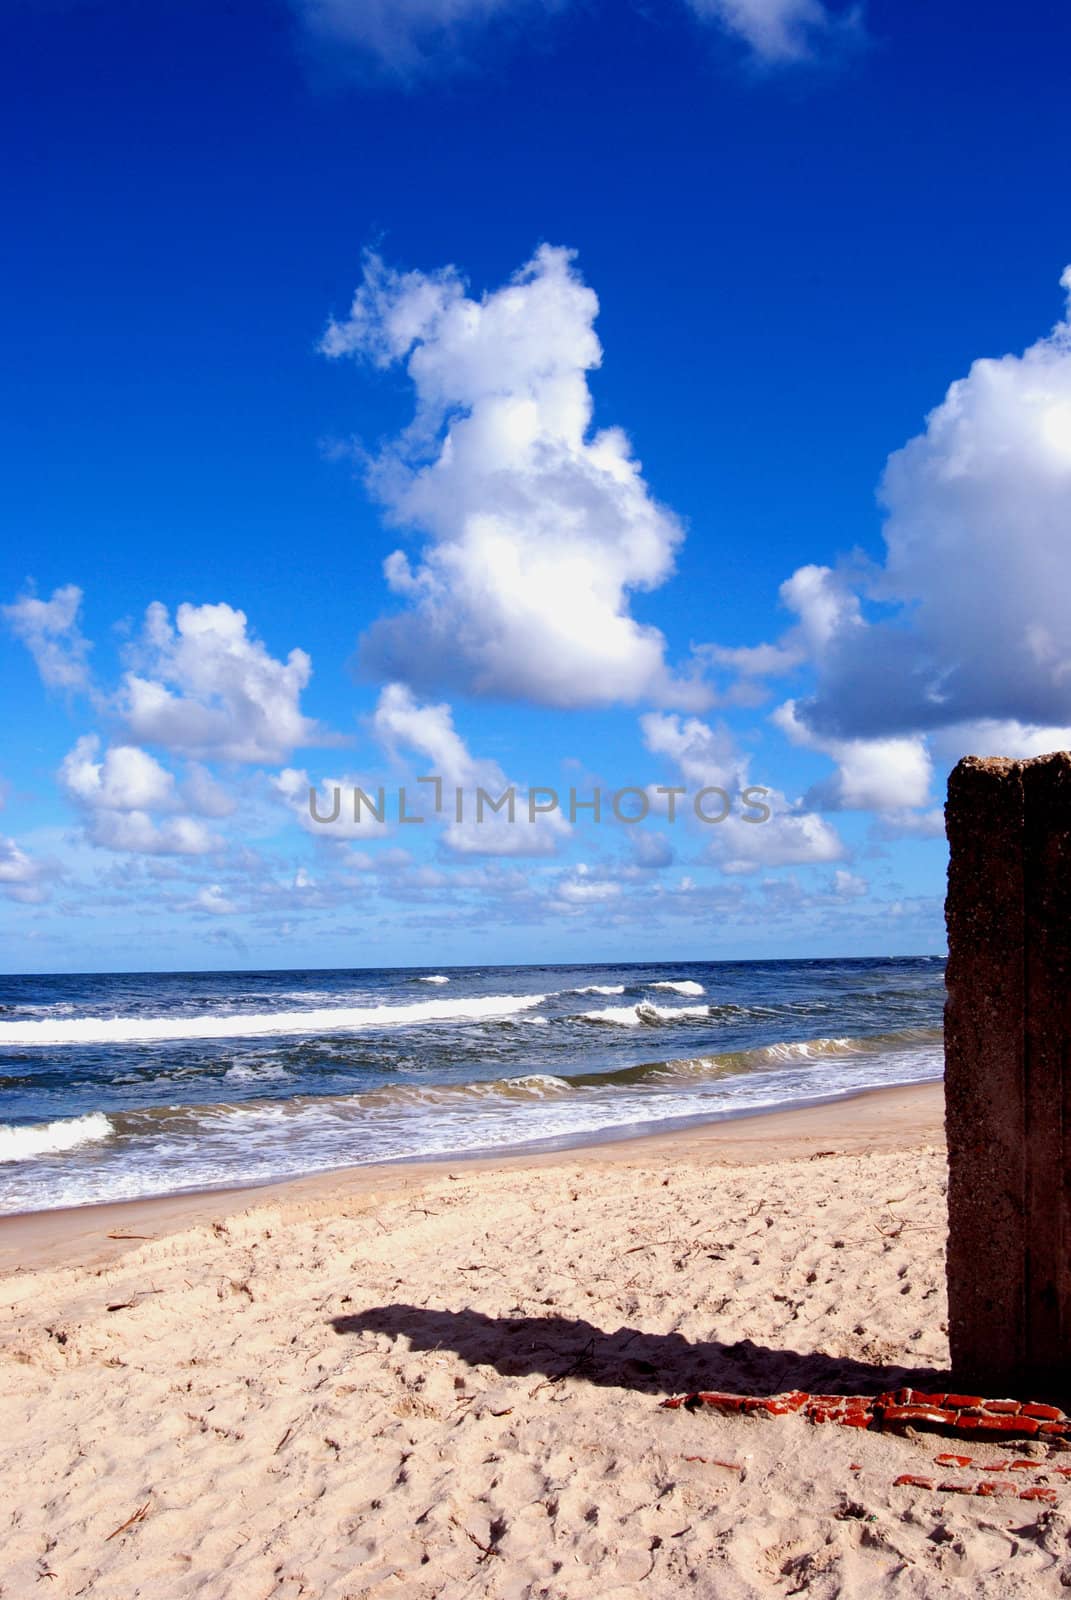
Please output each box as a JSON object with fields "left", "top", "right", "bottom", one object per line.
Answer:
{"left": 3, "top": 1081, "right": 1069, "bottom": 1597}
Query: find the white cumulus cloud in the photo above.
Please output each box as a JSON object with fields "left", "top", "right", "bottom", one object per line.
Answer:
{"left": 191, "top": 884, "right": 239, "bottom": 916}
{"left": 639, "top": 710, "right": 846, "bottom": 872}
{"left": 119, "top": 601, "right": 325, "bottom": 764}
{"left": 3, "top": 583, "right": 92, "bottom": 691}
{"left": 0, "top": 837, "right": 54, "bottom": 904}
{"left": 323, "top": 245, "right": 707, "bottom": 711}
{"left": 372, "top": 682, "right": 569, "bottom": 855}
{"left": 773, "top": 699, "right": 934, "bottom": 813}
{"left": 791, "top": 267, "right": 1071, "bottom": 753}
{"left": 59, "top": 735, "right": 221, "bottom": 857}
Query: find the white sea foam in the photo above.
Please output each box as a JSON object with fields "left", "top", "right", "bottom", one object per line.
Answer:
{"left": 648, "top": 980, "right": 705, "bottom": 996}
{"left": 756, "top": 1037, "right": 856, "bottom": 1063}
{"left": 0, "top": 994, "right": 547, "bottom": 1046}
{"left": 0, "top": 1112, "right": 113, "bottom": 1163}
{"left": 573, "top": 984, "right": 626, "bottom": 995}
{"left": 416, "top": 975, "right": 449, "bottom": 984}
{"left": 580, "top": 1002, "right": 710, "bottom": 1027}
{"left": 222, "top": 1061, "right": 291, "bottom": 1083}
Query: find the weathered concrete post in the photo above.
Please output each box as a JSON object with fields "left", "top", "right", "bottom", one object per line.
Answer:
{"left": 945, "top": 752, "right": 1071, "bottom": 1398}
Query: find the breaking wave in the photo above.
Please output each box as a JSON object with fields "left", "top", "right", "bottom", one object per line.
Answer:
{"left": 0, "top": 1112, "right": 114, "bottom": 1164}
{"left": 581, "top": 1002, "right": 712, "bottom": 1027}
{"left": 0, "top": 993, "right": 547, "bottom": 1047}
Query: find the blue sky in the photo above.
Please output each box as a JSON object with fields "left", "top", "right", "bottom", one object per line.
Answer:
{"left": 2, "top": 0, "right": 1070, "bottom": 973}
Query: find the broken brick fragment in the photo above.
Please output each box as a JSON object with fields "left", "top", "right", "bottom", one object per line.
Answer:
{"left": 778, "top": 1391, "right": 810, "bottom": 1412}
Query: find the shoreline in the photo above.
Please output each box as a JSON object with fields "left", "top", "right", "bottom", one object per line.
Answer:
{"left": 0, "top": 1078, "right": 944, "bottom": 1273}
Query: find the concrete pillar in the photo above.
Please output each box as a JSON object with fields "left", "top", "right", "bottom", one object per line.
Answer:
{"left": 945, "top": 751, "right": 1071, "bottom": 1397}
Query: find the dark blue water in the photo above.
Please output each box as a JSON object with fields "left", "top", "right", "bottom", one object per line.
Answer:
{"left": 0, "top": 957, "right": 945, "bottom": 1213}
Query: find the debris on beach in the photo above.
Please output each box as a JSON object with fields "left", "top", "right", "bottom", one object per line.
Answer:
{"left": 661, "top": 1387, "right": 1071, "bottom": 1441}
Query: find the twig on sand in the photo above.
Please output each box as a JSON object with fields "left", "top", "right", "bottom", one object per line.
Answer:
{"left": 530, "top": 1336, "right": 597, "bottom": 1396}
{"left": 106, "top": 1289, "right": 164, "bottom": 1312}
{"left": 105, "top": 1233, "right": 155, "bottom": 1241}
{"left": 105, "top": 1501, "right": 150, "bottom": 1542}
{"left": 450, "top": 1515, "right": 500, "bottom": 1562}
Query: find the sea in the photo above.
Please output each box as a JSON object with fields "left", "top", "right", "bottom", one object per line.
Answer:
{"left": 0, "top": 957, "right": 945, "bottom": 1215}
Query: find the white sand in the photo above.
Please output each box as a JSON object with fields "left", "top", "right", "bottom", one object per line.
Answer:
{"left": 3, "top": 1082, "right": 1070, "bottom": 1597}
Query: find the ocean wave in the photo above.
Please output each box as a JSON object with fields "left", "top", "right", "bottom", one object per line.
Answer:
{"left": 0, "top": 993, "right": 548, "bottom": 1047}
{"left": 648, "top": 980, "right": 705, "bottom": 996}
{"left": 580, "top": 1002, "right": 711, "bottom": 1027}
{"left": 0, "top": 1022, "right": 945, "bottom": 1210}
{"left": 572, "top": 984, "right": 626, "bottom": 995}
{"left": 352, "top": 1072, "right": 575, "bottom": 1109}
{"left": 86, "top": 1026, "right": 944, "bottom": 1135}
{"left": 416, "top": 975, "right": 449, "bottom": 984}
{"left": 0, "top": 1112, "right": 113, "bottom": 1163}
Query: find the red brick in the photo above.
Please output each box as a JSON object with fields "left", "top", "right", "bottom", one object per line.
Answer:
{"left": 1019, "top": 1486, "right": 1058, "bottom": 1504}
{"left": 1021, "top": 1402, "right": 1065, "bottom": 1421}
{"left": 982, "top": 1400, "right": 1023, "bottom": 1414}
{"left": 955, "top": 1413, "right": 1039, "bottom": 1436}
{"left": 935, "top": 1453, "right": 974, "bottom": 1467}
{"left": 906, "top": 1391, "right": 948, "bottom": 1407}
{"left": 944, "top": 1394, "right": 984, "bottom": 1409}
{"left": 894, "top": 1474, "right": 935, "bottom": 1489}
{"left": 881, "top": 1404, "right": 958, "bottom": 1429}
{"left": 696, "top": 1393, "right": 745, "bottom": 1412}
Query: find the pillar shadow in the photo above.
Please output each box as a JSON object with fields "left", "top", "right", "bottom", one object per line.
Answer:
{"left": 331, "top": 1304, "right": 949, "bottom": 1397}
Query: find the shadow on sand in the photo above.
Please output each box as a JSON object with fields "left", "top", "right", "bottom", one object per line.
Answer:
{"left": 331, "top": 1304, "right": 948, "bottom": 1398}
